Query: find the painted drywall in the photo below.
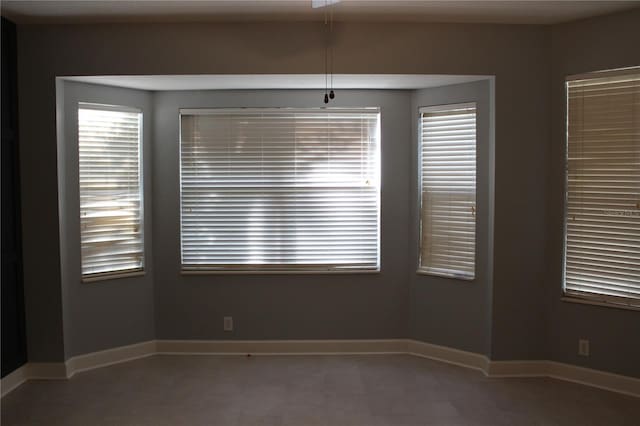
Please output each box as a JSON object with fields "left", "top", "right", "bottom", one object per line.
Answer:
{"left": 18, "top": 20, "right": 551, "bottom": 361}
{"left": 153, "top": 89, "right": 411, "bottom": 340}
{"left": 547, "top": 9, "right": 640, "bottom": 378}
{"left": 56, "top": 81, "right": 155, "bottom": 358}
{"left": 56, "top": 77, "right": 72, "bottom": 361}
{"left": 409, "top": 79, "right": 494, "bottom": 356}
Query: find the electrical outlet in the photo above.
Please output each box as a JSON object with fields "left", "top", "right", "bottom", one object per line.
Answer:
{"left": 223, "top": 316, "right": 233, "bottom": 332}
{"left": 578, "top": 339, "right": 590, "bottom": 357}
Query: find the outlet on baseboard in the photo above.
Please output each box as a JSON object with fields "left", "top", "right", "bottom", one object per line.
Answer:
{"left": 223, "top": 316, "right": 233, "bottom": 332}
{"left": 578, "top": 339, "right": 590, "bottom": 357}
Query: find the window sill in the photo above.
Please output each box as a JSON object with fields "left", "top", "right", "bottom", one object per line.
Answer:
{"left": 82, "top": 269, "right": 145, "bottom": 283}
{"left": 181, "top": 269, "right": 380, "bottom": 276}
{"left": 561, "top": 296, "right": 640, "bottom": 312}
{"left": 416, "top": 269, "right": 474, "bottom": 281}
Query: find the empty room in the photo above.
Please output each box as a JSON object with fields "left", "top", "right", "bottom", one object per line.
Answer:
{"left": 1, "top": 1, "right": 639, "bottom": 425}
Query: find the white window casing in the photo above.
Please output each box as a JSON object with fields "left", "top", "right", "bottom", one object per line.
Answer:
{"left": 419, "top": 103, "right": 477, "bottom": 279}
{"left": 179, "top": 108, "right": 380, "bottom": 273}
{"left": 78, "top": 104, "right": 144, "bottom": 280}
{"left": 564, "top": 68, "right": 640, "bottom": 308}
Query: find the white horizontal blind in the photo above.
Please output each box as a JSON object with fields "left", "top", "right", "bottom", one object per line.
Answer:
{"left": 565, "top": 69, "right": 640, "bottom": 306}
{"left": 78, "top": 105, "right": 144, "bottom": 278}
{"left": 419, "top": 104, "right": 476, "bottom": 279}
{"left": 180, "top": 108, "right": 380, "bottom": 272}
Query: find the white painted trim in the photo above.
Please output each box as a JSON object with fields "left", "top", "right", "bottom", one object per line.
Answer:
{"left": 26, "top": 362, "right": 69, "bottom": 380}
{"left": 1, "top": 365, "right": 28, "bottom": 397}
{"left": 485, "top": 359, "right": 640, "bottom": 398}
{"left": 560, "top": 296, "right": 640, "bottom": 312}
{"left": 407, "top": 339, "right": 489, "bottom": 373}
{"left": 65, "top": 340, "right": 156, "bottom": 378}
{"left": 486, "top": 360, "right": 549, "bottom": 377}
{"left": 181, "top": 269, "right": 380, "bottom": 275}
{"left": 545, "top": 361, "right": 640, "bottom": 398}
{"left": 2, "top": 339, "right": 639, "bottom": 399}
{"left": 156, "top": 339, "right": 407, "bottom": 355}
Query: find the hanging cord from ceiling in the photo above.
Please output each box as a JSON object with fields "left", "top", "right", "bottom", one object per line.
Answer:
{"left": 324, "top": 45, "right": 329, "bottom": 104}
{"left": 329, "top": 6, "right": 335, "bottom": 100}
{"left": 323, "top": 0, "right": 335, "bottom": 104}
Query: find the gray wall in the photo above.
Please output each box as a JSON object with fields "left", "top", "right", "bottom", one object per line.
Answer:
{"left": 153, "top": 90, "right": 410, "bottom": 340}
{"left": 547, "top": 10, "right": 640, "bottom": 378}
{"left": 18, "top": 20, "right": 550, "bottom": 362}
{"left": 57, "top": 81, "right": 156, "bottom": 358}
{"left": 409, "top": 80, "right": 494, "bottom": 356}
{"left": 17, "top": 13, "right": 640, "bottom": 377}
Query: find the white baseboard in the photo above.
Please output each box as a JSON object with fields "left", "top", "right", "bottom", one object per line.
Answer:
{"left": 1, "top": 362, "right": 70, "bottom": 398}
{"left": 486, "top": 360, "right": 549, "bottom": 377}
{"left": 66, "top": 340, "right": 156, "bottom": 378}
{"left": 27, "top": 362, "right": 69, "bottom": 380}
{"left": 545, "top": 361, "right": 640, "bottom": 398}
{"left": 156, "top": 339, "right": 407, "bottom": 355}
{"left": 407, "top": 339, "right": 489, "bottom": 373}
{"left": 2, "top": 339, "right": 638, "bottom": 399}
{"left": 1, "top": 365, "right": 28, "bottom": 398}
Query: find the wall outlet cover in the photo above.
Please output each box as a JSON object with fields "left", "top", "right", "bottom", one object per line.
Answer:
{"left": 578, "top": 339, "right": 590, "bottom": 357}
{"left": 223, "top": 316, "right": 233, "bottom": 332}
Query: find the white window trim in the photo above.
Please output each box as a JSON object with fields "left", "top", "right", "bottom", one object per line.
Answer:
{"left": 178, "top": 107, "right": 381, "bottom": 274}
{"left": 416, "top": 102, "right": 478, "bottom": 280}
{"left": 561, "top": 295, "right": 640, "bottom": 312}
{"left": 78, "top": 102, "right": 145, "bottom": 282}
{"left": 82, "top": 269, "right": 145, "bottom": 284}
{"left": 561, "top": 66, "right": 640, "bottom": 309}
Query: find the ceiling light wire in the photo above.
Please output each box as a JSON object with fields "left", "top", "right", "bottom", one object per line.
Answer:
{"left": 321, "top": 0, "right": 337, "bottom": 104}
{"left": 329, "top": 6, "right": 335, "bottom": 100}
{"left": 323, "top": 0, "right": 329, "bottom": 103}
{"left": 324, "top": 46, "right": 328, "bottom": 104}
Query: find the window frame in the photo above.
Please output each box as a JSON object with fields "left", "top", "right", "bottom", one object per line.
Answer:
{"left": 78, "top": 102, "right": 145, "bottom": 283}
{"left": 178, "top": 107, "right": 381, "bottom": 274}
{"left": 562, "top": 67, "right": 640, "bottom": 310}
{"left": 417, "top": 102, "right": 478, "bottom": 280}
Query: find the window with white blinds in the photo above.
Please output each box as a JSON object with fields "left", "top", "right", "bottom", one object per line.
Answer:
{"left": 179, "top": 108, "right": 380, "bottom": 272}
{"left": 78, "top": 104, "right": 144, "bottom": 280}
{"left": 419, "top": 104, "right": 476, "bottom": 279}
{"left": 564, "top": 68, "right": 640, "bottom": 307}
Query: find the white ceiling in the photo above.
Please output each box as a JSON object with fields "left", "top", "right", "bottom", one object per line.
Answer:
{"left": 3, "top": 0, "right": 639, "bottom": 25}
{"left": 61, "top": 74, "right": 490, "bottom": 91}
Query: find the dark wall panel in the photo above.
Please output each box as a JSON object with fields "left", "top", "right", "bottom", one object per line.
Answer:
{"left": 1, "top": 16, "right": 28, "bottom": 378}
